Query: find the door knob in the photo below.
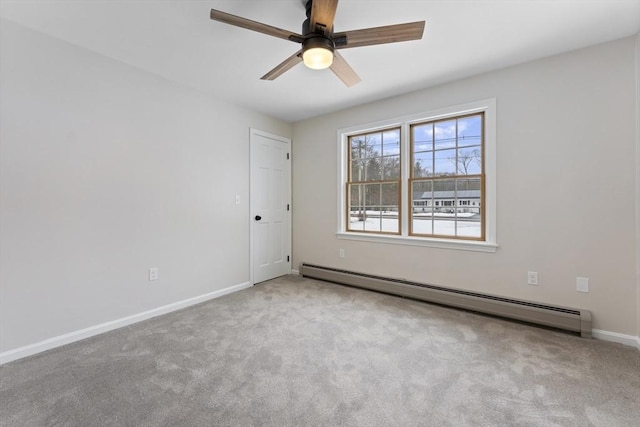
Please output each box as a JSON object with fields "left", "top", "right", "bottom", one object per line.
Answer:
{"left": 255, "top": 215, "right": 262, "bottom": 221}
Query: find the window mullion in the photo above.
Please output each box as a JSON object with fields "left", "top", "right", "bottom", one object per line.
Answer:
{"left": 401, "top": 122, "right": 410, "bottom": 237}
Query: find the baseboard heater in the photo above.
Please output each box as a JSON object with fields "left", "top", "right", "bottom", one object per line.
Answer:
{"left": 299, "top": 263, "right": 592, "bottom": 338}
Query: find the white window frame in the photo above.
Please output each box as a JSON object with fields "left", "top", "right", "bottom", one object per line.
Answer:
{"left": 336, "top": 99, "right": 498, "bottom": 253}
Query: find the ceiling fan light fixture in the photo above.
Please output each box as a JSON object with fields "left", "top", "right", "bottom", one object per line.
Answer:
{"left": 302, "top": 36, "right": 334, "bottom": 70}
{"left": 303, "top": 47, "right": 333, "bottom": 69}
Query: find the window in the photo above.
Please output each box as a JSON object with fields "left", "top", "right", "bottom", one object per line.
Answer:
{"left": 410, "top": 113, "right": 484, "bottom": 240}
{"left": 337, "top": 99, "right": 497, "bottom": 252}
{"left": 347, "top": 128, "right": 400, "bottom": 234}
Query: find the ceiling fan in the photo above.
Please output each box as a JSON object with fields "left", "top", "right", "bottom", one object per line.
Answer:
{"left": 209, "top": 0, "right": 425, "bottom": 87}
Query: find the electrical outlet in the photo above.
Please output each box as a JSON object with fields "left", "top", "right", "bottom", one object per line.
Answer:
{"left": 576, "top": 277, "right": 589, "bottom": 293}
{"left": 235, "top": 194, "right": 240, "bottom": 205}
{"left": 339, "top": 249, "right": 345, "bottom": 258}
{"left": 527, "top": 271, "right": 538, "bottom": 286}
{"left": 149, "top": 267, "right": 159, "bottom": 281}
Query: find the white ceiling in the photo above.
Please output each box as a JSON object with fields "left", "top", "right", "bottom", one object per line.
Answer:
{"left": 1, "top": 0, "right": 639, "bottom": 122}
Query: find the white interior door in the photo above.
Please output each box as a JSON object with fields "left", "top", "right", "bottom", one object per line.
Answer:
{"left": 250, "top": 129, "right": 291, "bottom": 284}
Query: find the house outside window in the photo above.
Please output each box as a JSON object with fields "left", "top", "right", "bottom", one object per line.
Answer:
{"left": 337, "top": 99, "right": 497, "bottom": 252}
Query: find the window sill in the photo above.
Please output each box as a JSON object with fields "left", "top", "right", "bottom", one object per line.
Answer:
{"left": 336, "top": 232, "right": 498, "bottom": 253}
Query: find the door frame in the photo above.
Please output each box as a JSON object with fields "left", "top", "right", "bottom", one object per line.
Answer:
{"left": 249, "top": 128, "right": 292, "bottom": 285}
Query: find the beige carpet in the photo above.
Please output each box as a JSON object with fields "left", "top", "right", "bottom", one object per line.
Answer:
{"left": 1, "top": 274, "right": 639, "bottom": 426}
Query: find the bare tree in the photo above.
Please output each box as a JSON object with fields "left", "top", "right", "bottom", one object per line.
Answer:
{"left": 450, "top": 149, "right": 481, "bottom": 175}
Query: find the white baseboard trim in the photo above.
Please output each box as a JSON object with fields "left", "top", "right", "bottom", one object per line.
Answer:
{"left": 0, "top": 281, "right": 252, "bottom": 365}
{"left": 291, "top": 269, "right": 300, "bottom": 275}
{"left": 592, "top": 329, "right": 640, "bottom": 350}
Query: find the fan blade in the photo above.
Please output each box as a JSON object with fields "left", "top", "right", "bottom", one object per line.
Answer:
{"left": 334, "top": 21, "right": 425, "bottom": 49}
{"left": 310, "top": 0, "right": 339, "bottom": 33}
{"left": 330, "top": 51, "right": 361, "bottom": 87}
{"left": 261, "top": 50, "right": 303, "bottom": 81}
{"left": 210, "top": 9, "right": 304, "bottom": 43}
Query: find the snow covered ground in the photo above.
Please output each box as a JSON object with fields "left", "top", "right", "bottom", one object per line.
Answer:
{"left": 349, "top": 215, "right": 481, "bottom": 237}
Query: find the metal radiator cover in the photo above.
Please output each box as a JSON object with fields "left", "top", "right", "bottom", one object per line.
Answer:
{"left": 299, "top": 263, "right": 592, "bottom": 338}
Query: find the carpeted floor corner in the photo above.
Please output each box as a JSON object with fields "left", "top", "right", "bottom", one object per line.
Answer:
{"left": 1, "top": 274, "right": 639, "bottom": 426}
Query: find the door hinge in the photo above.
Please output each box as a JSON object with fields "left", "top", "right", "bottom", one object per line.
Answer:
{"left": 287, "top": 153, "right": 290, "bottom": 160}
{"left": 287, "top": 204, "right": 290, "bottom": 211}
{"left": 287, "top": 255, "right": 290, "bottom": 262}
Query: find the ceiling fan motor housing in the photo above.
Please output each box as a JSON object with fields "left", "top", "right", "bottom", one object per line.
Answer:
{"left": 302, "top": 36, "right": 335, "bottom": 55}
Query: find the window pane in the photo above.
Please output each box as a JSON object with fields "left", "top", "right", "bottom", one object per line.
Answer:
{"left": 456, "top": 177, "right": 481, "bottom": 193}
{"left": 350, "top": 159, "right": 364, "bottom": 182}
{"left": 434, "top": 217, "right": 456, "bottom": 236}
{"left": 348, "top": 183, "right": 365, "bottom": 231}
{"left": 380, "top": 182, "right": 398, "bottom": 208}
{"left": 433, "top": 178, "right": 456, "bottom": 237}
{"left": 411, "top": 180, "right": 433, "bottom": 235}
{"left": 456, "top": 216, "right": 481, "bottom": 238}
{"left": 380, "top": 182, "right": 399, "bottom": 233}
{"left": 363, "top": 213, "right": 383, "bottom": 232}
{"left": 364, "top": 183, "right": 380, "bottom": 207}
{"left": 364, "top": 134, "right": 381, "bottom": 158}
{"left": 432, "top": 176, "right": 456, "bottom": 237}
{"left": 350, "top": 146, "right": 359, "bottom": 161}
{"left": 383, "top": 155, "right": 400, "bottom": 179}
{"left": 457, "top": 147, "right": 482, "bottom": 175}
{"left": 412, "top": 123, "right": 433, "bottom": 152}
{"left": 382, "top": 130, "right": 400, "bottom": 156}
{"left": 365, "top": 183, "right": 380, "bottom": 227}
{"left": 352, "top": 133, "right": 381, "bottom": 159}
{"left": 364, "top": 158, "right": 382, "bottom": 181}
{"left": 366, "top": 143, "right": 381, "bottom": 159}
{"left": 434, "top": 149, "right": 456, "bottom": 176}
{"left": 457, "top": 115, "right": 482, "bottom": 148}
{"left": 434, "top": 178, "right": 456, "bottom": 192}
{"left": 412, "top": 180, "right": 433, "bottom": 207}
{"left": 350, "top": 138, "right": 364, "bottom": 160}
{"left": 349, "top": 157, "right": 381, "bottom": 182}
{"left": 349, "top": 183, "right": 361, "bottom": 208}
{"left": 456, "top": 178, "right": 482, "bottom": 237}
{"left": 413, "top": 152, "right": 433, "bottom": 177}
{"left": 434, "top": 120, "right": 456, "bottom": 150}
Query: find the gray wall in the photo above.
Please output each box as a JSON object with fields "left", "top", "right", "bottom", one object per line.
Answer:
{"left": 292, "top": 36, "right": 638, "bottom": 336}
{"left": 0, "top": 20, "right": 291, "bottom": 353}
